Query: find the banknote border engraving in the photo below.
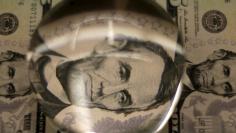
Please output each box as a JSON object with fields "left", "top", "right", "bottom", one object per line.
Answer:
{"left": 0, "top": 13, "right": 19, "bottom": 35}
{"left": 202, "top": 10, "right": 227, "bottom": 33}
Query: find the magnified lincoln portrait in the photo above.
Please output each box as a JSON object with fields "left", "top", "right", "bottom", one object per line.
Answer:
{"left": 37, "top": 36, "right": 180, "bottom": 114}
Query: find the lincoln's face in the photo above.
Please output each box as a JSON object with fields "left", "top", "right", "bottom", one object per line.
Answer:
{"left": 187, "top": 50, "right": 236, "bottom": 96}
{"left": 56, "top": 42, "right": 174, "bottom": 111}
{"left": 0, "top": 60, "right": 31, "bottom": 97}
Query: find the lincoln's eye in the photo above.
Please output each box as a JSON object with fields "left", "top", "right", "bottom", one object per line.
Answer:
{"left": 7, "top": 83, "right": 15, "bottom": 95}
{"left": 117, "top": 90, "right": 132, "bottom": 107}
{"left": 223, "top": 82, "right": 232, "bottom": 93}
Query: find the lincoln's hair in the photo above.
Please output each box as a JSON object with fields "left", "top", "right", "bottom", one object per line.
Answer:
{"left": 209, "top": 49, "right": 236, "bottom": 61}
{"left": 0, "top": 50, "right": 25, "bottom": 63}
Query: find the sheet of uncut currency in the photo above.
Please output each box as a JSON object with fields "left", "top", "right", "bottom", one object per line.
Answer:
{"left": 161, "top": 0, "right": 236, "bottom": 133}
{"left": 1, "top": 0, "right": 235, "bottom": 133}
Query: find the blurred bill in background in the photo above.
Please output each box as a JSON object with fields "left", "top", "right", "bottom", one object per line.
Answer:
{"left": 166, "top": 0, "right": 236, "bottom": 133}
{"left": 0, "top": 0, "right": 60, "bottom": 133}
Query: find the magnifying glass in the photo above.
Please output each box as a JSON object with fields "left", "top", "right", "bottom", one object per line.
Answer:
{"left": 28, "top": 0, "right": 184, "bottom": 132}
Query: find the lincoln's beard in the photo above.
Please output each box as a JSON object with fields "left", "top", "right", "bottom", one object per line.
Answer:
{"left": 186, "top": 61, "right": 214, "bottom": 91}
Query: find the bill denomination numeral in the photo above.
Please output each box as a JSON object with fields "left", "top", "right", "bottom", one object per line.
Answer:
{"left": 23, "top": 113, "right": 32, "bottom": 131}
